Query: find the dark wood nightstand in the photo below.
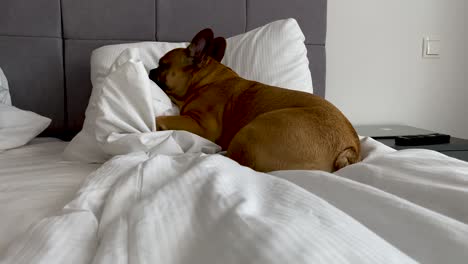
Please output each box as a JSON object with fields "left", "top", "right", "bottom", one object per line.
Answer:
{"left": 354, "top": 125, "right": 468, "bottom": 162}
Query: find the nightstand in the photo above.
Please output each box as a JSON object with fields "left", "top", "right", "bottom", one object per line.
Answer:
{"left": 376, "top": 137, "right": 468, "bottom": 162}
{"left": 355, "top": 125, "right": 468, "bottom": 162}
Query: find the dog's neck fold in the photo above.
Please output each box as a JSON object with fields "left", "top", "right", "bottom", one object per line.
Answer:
{"left": 188, "top": 58, "right": 239, "bottom": 90}
{"left": 174, "top": 58, "right": 240, "bottom": 110}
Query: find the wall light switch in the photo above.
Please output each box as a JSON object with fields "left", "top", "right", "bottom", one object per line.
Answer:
{"left": 423, "top": 37, "right": 441, "bottom": 58}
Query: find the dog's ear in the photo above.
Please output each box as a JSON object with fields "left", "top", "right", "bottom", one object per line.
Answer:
{"left": 187, "top": 28, "right": 214, "bottom": 59}
{"left": 207, "top": 37, "right": 227, "bottom": 62}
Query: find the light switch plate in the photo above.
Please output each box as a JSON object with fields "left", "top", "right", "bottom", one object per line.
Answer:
{"left": 423, "top": 37, "right": 441, "bottom": 59}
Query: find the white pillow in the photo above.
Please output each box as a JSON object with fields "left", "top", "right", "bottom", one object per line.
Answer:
{"left": 90, "top": 18, "right": 312, "bottom": 92}
{"left": 64, "top": 18, "right": 312, "bottom": 162}
{"left": 224, "top": 18, "right": 313, "bottom": 92}
{"left": 0, "top": 67, "right": 12, "bottom": 105}
{"left": 64, "top": 48, "right": 180, "bottom": 162}
{"left": 63, "top": 49, "right": 218, "bottom": 162}
{"left": 0, "top": 104, "right": 51, "bottom": 150}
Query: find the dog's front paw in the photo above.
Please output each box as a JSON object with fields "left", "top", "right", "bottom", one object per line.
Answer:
{"left": 156, "top": 116, "right": 168, "bottom": 131}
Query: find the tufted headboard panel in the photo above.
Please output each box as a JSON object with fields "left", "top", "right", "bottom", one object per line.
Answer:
{"left": 0, "top": 0, "right": 327, "bottom": 138}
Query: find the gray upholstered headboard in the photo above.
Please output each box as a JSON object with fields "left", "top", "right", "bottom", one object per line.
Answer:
{"left": 0, "top": 0, "right": 327, "bottom": 138}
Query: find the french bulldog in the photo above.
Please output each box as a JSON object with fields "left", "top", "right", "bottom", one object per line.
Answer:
{"left": 149, "top": 28, "right": 360, "bottom": 172}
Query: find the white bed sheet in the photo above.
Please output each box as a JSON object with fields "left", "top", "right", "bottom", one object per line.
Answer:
{"left": 0, "top": 138, "right": 99, "bottom": 254}
{"left": 1, "top": 137, "right": 468, "bottom": 264}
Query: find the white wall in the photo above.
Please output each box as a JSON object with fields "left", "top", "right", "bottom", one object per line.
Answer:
{"left": 326, "top": 0, "right": 468, "bottom": 139}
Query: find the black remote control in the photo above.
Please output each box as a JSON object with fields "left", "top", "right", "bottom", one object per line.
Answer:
{"left": 395, "top": 133, "right": 451, "bottom": 146}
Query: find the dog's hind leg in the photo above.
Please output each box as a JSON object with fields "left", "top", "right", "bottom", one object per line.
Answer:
{"left": 226, "top": 109, "right": 333, "bottom": 172}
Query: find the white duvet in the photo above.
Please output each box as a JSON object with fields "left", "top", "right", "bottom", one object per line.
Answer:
{"left": 2, "top": 50, "right": 468, "bottom": 263}
{"left": 2, "top": 138, "right": 468, "bottom": 263}
{"left": 0, "top": 139, "right": 99, "bottom": 254}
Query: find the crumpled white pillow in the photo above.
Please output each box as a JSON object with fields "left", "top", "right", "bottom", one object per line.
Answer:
{"left": 63, "top": 48, "right": 219, "bottom": 162}
{"left": 64, "top": 18, "right": 312, "bottom": 163}
{"left": 94, "top": 48, "right": 219, "bottom": 157}
{"left": 62, "top": 48, "right": 183, "bottom": 162}
{"left": 0, "top": 67, "right": 12, "bottom": 105}
{"left": 0, "top": 104, "right": 51, "bottom": 150}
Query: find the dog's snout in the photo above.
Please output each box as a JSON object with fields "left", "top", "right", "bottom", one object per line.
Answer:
{"left": 149, "top": 68, "right": 158, "bottom": 80}
{"left": 149, "top": 68, "right": 168, "bottom": 91}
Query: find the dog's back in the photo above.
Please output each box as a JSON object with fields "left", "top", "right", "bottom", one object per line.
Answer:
{"left": 217, "top": 79, "right": 360, "bottom": 172}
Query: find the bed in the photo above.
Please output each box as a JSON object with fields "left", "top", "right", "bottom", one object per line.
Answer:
{"left": 0, "top": 138, "right": 99, "bottom": 252}
{"left": 1, "top": 0, "right": 468, "bottom": 263}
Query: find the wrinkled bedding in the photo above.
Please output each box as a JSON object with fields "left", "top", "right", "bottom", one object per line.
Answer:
{"left": 2, "top": 138, "right": 468, "bottom": 263}
{"left": 0, "top": 139, "right": 99, "bottom": 254}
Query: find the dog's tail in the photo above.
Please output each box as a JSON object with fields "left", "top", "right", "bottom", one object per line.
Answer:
{"left": 333, "top": 146, "right": 360, "bottom": 171}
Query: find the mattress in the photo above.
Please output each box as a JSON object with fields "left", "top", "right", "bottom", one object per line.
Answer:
{"left": 0, "top": 138, "right": 99, "bottom": 254}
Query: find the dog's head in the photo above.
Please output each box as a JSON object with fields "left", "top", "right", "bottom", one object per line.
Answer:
{"left": 149, "top": 28, "right": 226, "bottom": 103}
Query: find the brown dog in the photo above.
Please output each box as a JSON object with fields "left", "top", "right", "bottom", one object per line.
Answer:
{"left": 149, "top": 29, "right": 360, "bottom": 172}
